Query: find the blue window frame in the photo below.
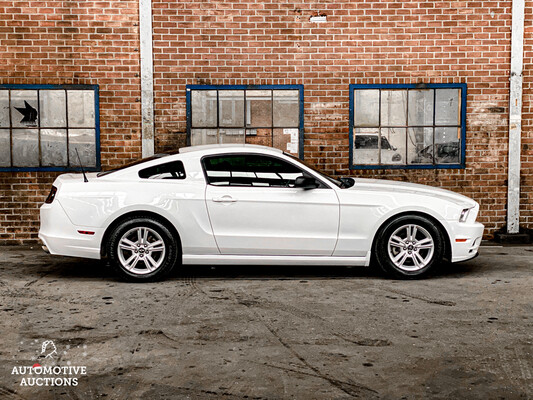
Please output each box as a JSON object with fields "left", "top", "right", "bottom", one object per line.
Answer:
{"left": 349, "top": 83, "right": 467, "bottom": 169}
{"left": 186, "top": 85, "right": 304, "bottom": 159}
{"left": 0, "top": 84, "right": 100, "bottom": 172}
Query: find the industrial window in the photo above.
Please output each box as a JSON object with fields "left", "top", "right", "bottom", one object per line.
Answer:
{"left": 349, "top": 84, "right": 466, "bottom": 169}
{"left": 0, "top": 84, "right": 100, "bottom": 171}
{"left": 186, "top": 85, "right": 304, "bottom": 158}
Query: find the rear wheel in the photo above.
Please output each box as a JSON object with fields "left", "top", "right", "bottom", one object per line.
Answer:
{"left": 374, "top": 215, "right": 444, "bottom": 279}
{"left": 107, "top": 217, "right": 179, "bottom": 281}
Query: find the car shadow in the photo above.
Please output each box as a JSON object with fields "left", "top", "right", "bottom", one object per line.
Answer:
{"left": 19, "top": 254, "right": 487, "bottom": 282}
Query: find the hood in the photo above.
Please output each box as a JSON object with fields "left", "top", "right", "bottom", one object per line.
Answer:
{"left": 349, "top": 178, "right": 477, "bottom": 208}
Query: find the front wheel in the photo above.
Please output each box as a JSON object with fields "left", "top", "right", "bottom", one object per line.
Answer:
{"left": 374, "top": 215, "right": 444, "bottom": 279}
{"left": 107, "top": 217, "right": 179, "bottom": 282}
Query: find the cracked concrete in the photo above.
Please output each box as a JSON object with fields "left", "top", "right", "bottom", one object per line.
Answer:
{"left": 0, "top": 245, "right": 532, "bottom": 399}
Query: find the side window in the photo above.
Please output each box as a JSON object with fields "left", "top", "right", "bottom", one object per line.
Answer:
{"left": 138, "top": 160, "right": 186, "bottom": 180}
{"left": 203, "top": 154, "right": 306, "bottom": 187}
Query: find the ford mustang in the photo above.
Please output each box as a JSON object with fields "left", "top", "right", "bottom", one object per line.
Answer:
{"left": 39, "top": 144, "right": 484, "bottom": 281}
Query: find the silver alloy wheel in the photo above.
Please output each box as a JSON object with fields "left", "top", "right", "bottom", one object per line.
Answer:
{"left": 387, "top": 224, "right": 434, "bottom": 272}
{"left": 117, "top": 227, "right": 166, "bottom": 275}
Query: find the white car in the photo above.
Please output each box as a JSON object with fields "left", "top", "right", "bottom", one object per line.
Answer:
{"left": 39, "top": 144, "right": 484, "bottom": 281}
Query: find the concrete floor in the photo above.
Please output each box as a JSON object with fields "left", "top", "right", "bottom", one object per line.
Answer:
{"left": 0, "top": 245, "right": 532, "bottom": 399}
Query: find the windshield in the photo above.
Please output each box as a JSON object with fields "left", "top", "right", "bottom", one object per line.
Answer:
{"left": 96, "top": 153, "right": 174, "bottom": 177}
{"left": 284, "top": 153, "right": 344, "bottom": 188}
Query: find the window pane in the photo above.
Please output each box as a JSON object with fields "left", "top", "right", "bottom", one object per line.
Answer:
{"left": 67, "top": 90, "right": 95, "bottom": 127}
{"left": 245, "top": 128, "right": 272, "bottom": 147}
{"left": 40, "top": 90, "right": 66, "bottom": 127}
{"left": 219, "top": 90, "right": 244, "bottom": 127}
{"left": 354, "top": 89, "right": 379, "bottom": 127}
{"left": 435, "top": 127, "right": 460, "bottom": 164}
{"left": 0, "top": 91, "right": 9, "bottom": 127}
{"left": 273, "top": 128, "right": 299, "bottom": 155}
{"left": 0, "top": 129, "right": 10, "bottom": 166}
{"left": 12, "top": 129, "right": 39, "bottom": 167}
{"left": 408, "top": 90, "right": 434, "bottom": 126}
{"left": 408, "top": 127, "right": 433, "bottom": 164}
{"left": 11, "top": 90, "right": 38, "bottom": 128}
{"left": 41, "top": 129, "right": 67, "bottom": 166}
{"left": 435, "top": 89, "right": 460, "bottom": 125}
{"left": 380, "top": 128, "right": 405, "bottom": 165}
{"left": 273, "top": 90, "right": 299, "bottom": 127}
{"left": 246, "top": 90, "right": 271, "bottom": 127}
{"left": 68, "top": 129, "right": 96, "bottom": 168}
{"left": 139, "top": 161, "right": 186, "bottom": 179}
{"left": 381, "top": 90, "right": 407, "bottom": 126}
{"left": 353, "top": 127, "right": 380, "bottom": 165}
{"left": 191, "top": 128, "right": 217, "bottom": 146}
{"left": 219, "top": 129, "right": 244, "bottom": 144}
{"left": 191, "top": 90, "right": 217, "bottom": 127}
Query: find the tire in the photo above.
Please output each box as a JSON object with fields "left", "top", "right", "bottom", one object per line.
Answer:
{"left": 374, "top": 215, "right": 445, "bottom": 279}
{"left": 107, "top": 217, "right": 179, "bottom": 282}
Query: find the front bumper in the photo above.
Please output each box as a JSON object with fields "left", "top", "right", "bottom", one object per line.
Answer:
{"left": 448, "top": 221, "right": 484, "bottom": 263}
{"left": 39, "top": 200, "right": 103, "bottom": 260}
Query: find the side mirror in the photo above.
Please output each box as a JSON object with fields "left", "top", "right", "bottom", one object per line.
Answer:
{"left": 294, "top": 176, "right": 320, "bottom": 190}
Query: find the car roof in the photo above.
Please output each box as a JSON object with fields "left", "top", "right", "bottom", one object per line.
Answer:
{"left": 178, "top": 144, "right": 284, "bottom": 156}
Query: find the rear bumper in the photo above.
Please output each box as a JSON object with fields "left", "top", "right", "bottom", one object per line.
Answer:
{"left": 448, "top": 221, "right": 484, "bottom": 263}
{"left": 39, "top": 201, "right": 102, "bottom": 260}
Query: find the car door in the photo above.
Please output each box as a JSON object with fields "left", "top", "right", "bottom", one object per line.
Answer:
{"left": 203, "top": 153, "right": 340, "bottom": 256}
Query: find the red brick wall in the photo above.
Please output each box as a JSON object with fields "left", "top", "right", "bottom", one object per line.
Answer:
{"left": 1, "top": 0, "right": 532, "bottom": 243}
{"left": 0, "top": 0, "right": 141, "bottom": 243}
{"left": 152, "top": 0, "right": 532, "bottom": 238}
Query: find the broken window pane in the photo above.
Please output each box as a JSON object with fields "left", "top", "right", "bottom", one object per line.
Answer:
{"left": 191, "top": 129, "right": 218, "bottom": 146}
{"left": 435, "top": 127, "right": 460, "bottom": 164}
{"left": 353, "top": 128, "right": 380, "bottom": 165}
{"left": 408, "top": 90, "right": 434, "bottom": 126}
{"left": 273, "top": 128, "right": 299, "bottom": 155}
{"left": 40, "top": 90, "right": 67, "bottom": 127}
{"left": 68, "top": 129, "right": 96, "bottom": 168}
{"left": 246, "top": 90, "right": 272, "bottom": 127}
{"left": 67, "top": 90, "right": 95, "bottom": 127}
{"left": 11, "top": 90, "right": 38, "bottom": 128}
{"left": 246, "top": 128, "right": 272, "bottom": 147}
{"left": 0, "top": 129, "right": 10, "bottom": 166}
{"left": 219, "top": 90, "right": 244, "bottom": 127}
{"left": 354, "top": 90, "right": 379, "bottom": 127}
{"left": 381, "top": 128, "right": 405, "bottom": 164}
{"left": 12, "top": 129, "right": 39, "bottom": 167}
{"left": 273, "top": 90, "right": 299, "bottom": 127}
{"left": 408, "top": 127, "right": 433, "bottom": 164}
{"left": 219, "top": 129, "right": 244, "bottom": 144}
{"left": 191, "top": 90, "right": 217, "bottom": 127}
{"left": 435, "top": 89, "right": 460, "bottom": 125}
{"left": 381, "top": 90, "right": 407, "bottom": 126}
{"left": 0, "top": 90, "right": 9, "bottom": 127}
{"left": 41, "top": 129, "right": 67, "bottom": 166}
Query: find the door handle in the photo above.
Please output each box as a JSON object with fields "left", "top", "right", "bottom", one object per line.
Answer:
{"left": 212, "top": 195, "right": 237, "bottom": 203}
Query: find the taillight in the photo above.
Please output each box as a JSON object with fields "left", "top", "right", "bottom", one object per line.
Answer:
{"left": 45, "top": 186, "right": 57, "bottom": 204}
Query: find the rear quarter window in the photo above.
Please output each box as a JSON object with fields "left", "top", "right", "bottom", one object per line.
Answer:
{"left": 138, "top": 160, "right": 186, "bottom": 180}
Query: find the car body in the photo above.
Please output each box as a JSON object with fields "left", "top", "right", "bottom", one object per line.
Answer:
{"left": 39, "top": 144, "right": 484, "bottom": 280}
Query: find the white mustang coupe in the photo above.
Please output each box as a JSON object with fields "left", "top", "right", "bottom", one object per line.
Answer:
{"left": 39, "top": 144, "right": 484, "bottom": 281}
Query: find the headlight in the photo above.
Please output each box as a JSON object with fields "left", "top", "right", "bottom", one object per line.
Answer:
{"left": 459, "top": 207, "right": 472, "bottom": 223}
